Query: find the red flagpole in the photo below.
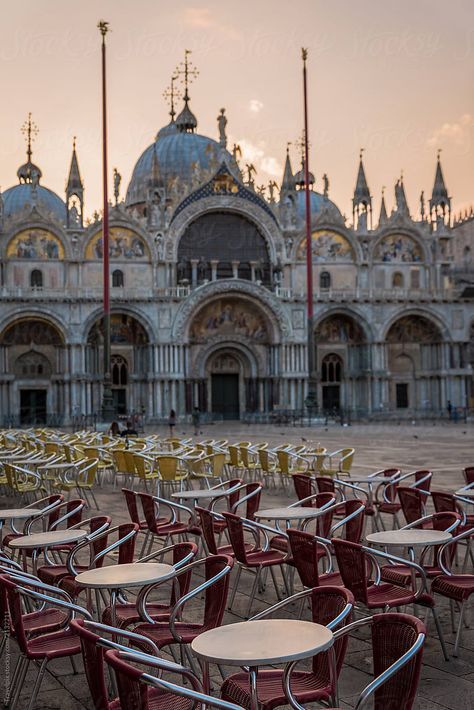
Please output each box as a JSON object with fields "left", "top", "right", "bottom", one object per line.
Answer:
{"left": 98, "top": 20, "right": 114, "bottom": 420}
{"left": 302, "top": 48, "right": 317, "bottom": 414}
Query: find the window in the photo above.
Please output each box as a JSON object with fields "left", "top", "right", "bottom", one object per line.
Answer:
{"left": 320, "top": 271, "right": 331, "bottom": 289}
{"left": 30, "top": 270, "right": 43, "bottom": 288}
{"left": 392, "top": 272, "right": 404, "bottom": 288}
{"left": 112, "top": 270, "right": 124, "bottom": 287}
{"left": 111, "top": 354, "right": 128, "bottom": 385}
{"left": 321, "top": 353, "right": 343, "bottom": 383}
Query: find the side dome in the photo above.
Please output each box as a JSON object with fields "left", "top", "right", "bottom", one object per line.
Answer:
{"left": 295, "top": 190, "right": 343, "bottom": 221}
{"left": 2, "top": 183, "right": 66, "bottom": 223}
{"left": 126, "top": 131, "right": 232, "bottom": 207}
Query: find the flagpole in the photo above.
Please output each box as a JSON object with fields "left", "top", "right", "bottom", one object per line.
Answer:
{"left": 98, "top": 20, "right": 114, "bottom": 422}
{"left": 302, "top": 48, "right": 317, "bottom": 417}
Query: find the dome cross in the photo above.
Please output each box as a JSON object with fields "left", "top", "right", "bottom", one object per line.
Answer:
{"left": 21, "top": 113, "right": 39, "bottom": 163}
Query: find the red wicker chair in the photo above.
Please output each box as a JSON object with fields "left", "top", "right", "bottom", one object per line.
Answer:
{"left": 133, "top": 554, "right": 233, "bottom": 658}
{"left": 332, "top": 537, "right": 448, "bottom": 660}
{"left": 397, "top": 487, "right": 426, "bottom": 524}
{"left": 314, "top": 613, "right": 425, "bottom": 710}
{"left": 221, "top": 586, "right": 354, "bottom": 710}
{"left": 101, "top": 541, "right": 198, "bottom": 628}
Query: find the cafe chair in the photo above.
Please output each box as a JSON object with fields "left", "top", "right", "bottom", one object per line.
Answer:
{"left": 332, "top": 538, "right": 448, "bottom": 660}
{"left": 1, "top": 573, "right": 92, "bottom": 710}
{"left": 133, "top": 554, "right": 233, "bottom": 670}
{"left": 101, "top": 541, "right": 198, "bottom": 628}
{"left": 105, "top": 647, "right": 245, "bottom": 710}
{"left": 220, "top": 586, "right": 354, "bottom": 710}
{"left": 309, "top": 613, "right": 425, "bottom": 710}
{"left": 431, "top": 526, "right": 474, "bottom": 656}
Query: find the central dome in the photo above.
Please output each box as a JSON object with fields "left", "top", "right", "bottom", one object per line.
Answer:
{"left": 2, "top": 183, "right": 66, "bottom": 223}
{"left": 126, "top": 129, "right": 232, "bottom": 207}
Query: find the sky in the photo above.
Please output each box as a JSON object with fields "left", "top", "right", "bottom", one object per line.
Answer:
{"left": 1, "top": 0, "right": 473, "bottom": 222}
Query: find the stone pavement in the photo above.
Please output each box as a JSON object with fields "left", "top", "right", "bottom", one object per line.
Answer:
{"left": 2, "top": 422, "right": 473, "bottom": 709}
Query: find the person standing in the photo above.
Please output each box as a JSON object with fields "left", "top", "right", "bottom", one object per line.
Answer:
{"left": 168, "top": 409, "right": 177, "bottom": 437}
{"left": 192, "top": 407, "right": 200, "bottom": 436}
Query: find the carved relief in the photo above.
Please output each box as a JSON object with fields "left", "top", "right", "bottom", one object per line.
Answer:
{"left": 87, "top": 314, "right": 148, "bottom": 345}
{"left": 1, "top": 319, "right": 63, "bottom": 345}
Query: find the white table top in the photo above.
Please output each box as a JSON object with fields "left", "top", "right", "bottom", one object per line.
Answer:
{"left": 255, "top": 506, "right": 324, "bottom": 521}
{"left": 75, "top": 562, "right": 175, "bottom": 589}
{"left": 349, "top": 476, "right": 395, "bottom": 484}
{"left": 192, "top": 619, "right": 333, "bottom": 665}
{"left": 9, "top": 529, "right": 88, "bottom": 549}
{"left": 455, "top": 488, "right": 474, "bottom": 498}
{"left": 171, "top": 489, "right": 228, "bottom": 501}
{"left": 367, "top": 529, "right": 452, "bottom": 547}
{"left": 0, "top": 508, "right": 42, "bottom": 521}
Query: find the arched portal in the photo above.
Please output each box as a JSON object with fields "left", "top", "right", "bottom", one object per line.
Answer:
{"left": 314, "top": 313, "right": 368, "bottom": 413}
{"left": 187, "top": 295, "right": 276, "bottom": 417}
{"left": 86, "top": 313, "right": 150, "bottom": 417}
{"left": 0, "top": 317, "right": 65, "bottom": 425}
{"left": 386, "top": 315, "right": 443, "bottom": 411}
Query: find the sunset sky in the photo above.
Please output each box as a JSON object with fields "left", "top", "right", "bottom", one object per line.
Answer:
{"left": 1, "top": 0, "right": 473, "bottom": 222}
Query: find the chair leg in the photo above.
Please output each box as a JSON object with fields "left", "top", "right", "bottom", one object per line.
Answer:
{"left": 431, "top": 607, "right": 449, "bottom": 661}
{"left": 246, "top": 568, "right": 261, "bottom": 619}
{"left": 269, "top": 565, "right": 282, "bottom": 601}
{"left": 454, "top": 601, "right": 467, "bottom": 657}
{"left": 90, "top": 488, "right": 100, "bottom": 510}
{"left": 10, "top": 655, "right": 29, "bottom": 710}
{"left": 228, "top": 565, "right": 242, "bottom": 611}
{"left": 27, "top": 657, "right": 48, "bottom": 710}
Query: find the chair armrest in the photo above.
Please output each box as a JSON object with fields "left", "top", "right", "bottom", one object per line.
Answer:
{"left": 17, "top": 585, "right": 93, "bottom": 621}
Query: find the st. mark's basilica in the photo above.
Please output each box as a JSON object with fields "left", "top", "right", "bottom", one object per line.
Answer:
{"left": 0, "top": 62, "right": 473, "bottom": 426}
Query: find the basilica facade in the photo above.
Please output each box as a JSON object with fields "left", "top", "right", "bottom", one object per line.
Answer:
{"left": 0, "top": 95, "right": 473, "bottom": 426}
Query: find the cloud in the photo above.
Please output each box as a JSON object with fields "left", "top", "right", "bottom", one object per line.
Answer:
{"left": 237, "top": 138, "right": 282, "bottom": 179}
{"left": 427, "top": 113, "right": 474, "bottom": 148}
{"left": 183, "top": 8, "right": 214, "bottom": 28}
{"left": 182, "top": 8, "right": 241, "bottom": 39}
{"left": 249, "top": 99, "right": 264, "bottom": 114}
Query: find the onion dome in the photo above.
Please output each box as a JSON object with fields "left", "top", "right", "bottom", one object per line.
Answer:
{"left": 175, "top": 100, "right": 198, "bottom": 133}
{"left": 293, "top": 160, "right": 315, "bottom": 189}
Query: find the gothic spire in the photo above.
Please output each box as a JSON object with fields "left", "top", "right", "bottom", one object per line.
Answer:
{"left": 429, "top": 149, "right": 451, "bottom": 220}
{"left": 378, "top": 186, "right": 388, "bottom": 226}
{"left": 281, "top": 144, "right": 295, "bottom": 192}
{"left": 66, "top": 137, "right": 84, "bottom": 228}
{"left": 352, "top": 148, "right": 372, "bottom": 228}
{"left": 394, "top": 173, "right": 410, "bottom": 216}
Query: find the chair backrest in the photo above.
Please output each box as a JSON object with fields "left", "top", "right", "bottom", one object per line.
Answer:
{"left": 463, "top": 466, "right": 474, "bottom": 485}
{"left": 157, "top": 456, "right": 179, "bottom": 480}
{"left": 332, "top": 539, "right": 369, "bottom": 604}
{"left": 308, "top": 586, "right": 354, "bottom": 679}
{"left": 50, "top": 498, "right": 86, "bottom": 530}
{"left": 315, "top": 476, "right": 336, "bottom": 495}
{"left": 137, "top": 493, "right": 163, "bottom": 533}
{"left": 313, "top": 493, "right": 335, "bottom": 537}
{"left": 276, "top": 450, "right": 291, "bottom": 474}
{"left": 339, "top": 448, "right": 355, "bottom": 473}
{"left": 370, "top": 613, "right": 425, "bottom": 710}
{"left": 197, "top": 506, "right": 219, "bottom": 555}
{"left": 431, "top": 491, "right": 459, "bottom": 515}
{"left": 398, "top": 487, "right": 425, "bottom": 524}
{"left": 201, "top": 555, "right": 233, "bottom": 631}
{"left": 221, "top": 512, "right": 251, "bottom": 564}
{"left": 331, "top": 499, "right": 365, "bottom": 543}
{"left": 70, "top": 619, "right": 111, "bottom": 710}
{"left": 287, "top": 528, "right": 323, "bottom": 588}
{"left": 228, "top": 445, "right": 241, "bottom": 467}
{"left": 122, "top": 488, "right": 142, "bottom": 525}
{"left": 211, "top": 453, "right": 226, "bottom": 477}
{"left": 242, "top": 482, "right": 262, "bottom": 520}
{"left": 293, "top": 473, "right": 317, "bottom": 502}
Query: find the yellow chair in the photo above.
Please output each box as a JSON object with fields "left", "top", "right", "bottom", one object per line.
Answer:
{"left": 320, "top": 447, "right": 355, "bottom": 477}
{"left": 239, "top": 446, "right": 261, "bottom": 482}
{"left": 112, "top": 449, "right": 130, "bottom": 488}
{"left": 190, "top": 453, "right": 226, "bottom": 487}
{"left": 75, "top": 458, "right": 100, "bottom": 508}
{"left": 133, "top": 454, "right": 159, "bottom": 492}
{"left": 258, "top": 448, "right": 279, "bottom": 489}
{"left": 156, "top": 456, "right": 188, "bottom": 496}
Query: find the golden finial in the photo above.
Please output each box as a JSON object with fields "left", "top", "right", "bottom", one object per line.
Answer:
{"left": 97, "top": 20, "right": 110, "bottom": 37}
{"left": 360, "top": 147, "right": 365, "bottom": 161}
{"left": 21, "top": 113, "right": 38, "bottom": 162}
{"left": 163, "top": 74, "right": 182, "bottom": 121}
{"left": 175, "top": 49, "right": 199, "bottom": 102}
{"left": 437, "top": 147, "right": 442, "bottom": 161}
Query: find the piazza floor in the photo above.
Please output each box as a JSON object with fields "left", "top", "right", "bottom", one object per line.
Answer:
{"left": 2, "top": 420, "right": 474, "bottom": 709}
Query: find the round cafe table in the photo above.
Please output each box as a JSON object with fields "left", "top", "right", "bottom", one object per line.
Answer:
{"left": 75, "top": 562, "right": 175, "bottom": 624}
{"left": 366, "top": 529, "right": 452, "bottom": 549}
{"left": 0, "top": 508, "right": 42, "bottom": 549}
{"left": 192, "top": 619, "right": 334, "bottom": 710}
{"left": 255, "top": 507, "right": 325, "bottom": 532}
{"left": 9, "top": 529, "right": 88, "bottom": 573}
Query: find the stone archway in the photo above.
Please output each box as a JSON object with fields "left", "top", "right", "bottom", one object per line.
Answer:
{"left": 206, "top": 349, "right": 250, "bottom": 419}
{"left": 386, "top": 315, "right": 443, "bottom": 411}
